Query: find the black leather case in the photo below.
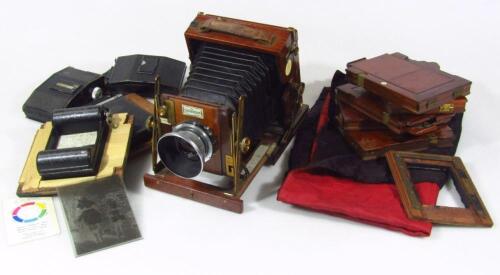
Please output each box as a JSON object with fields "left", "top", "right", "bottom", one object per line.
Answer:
{"left": 106, "top": 54, "right": 186, "bottom": 97}
{"left": 23, "top": 67, "right": 105, "bottom": 122}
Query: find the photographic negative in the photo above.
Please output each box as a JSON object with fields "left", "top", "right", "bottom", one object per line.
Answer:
{"left": 58, "top": 176, "right": 141, "bottom": 256}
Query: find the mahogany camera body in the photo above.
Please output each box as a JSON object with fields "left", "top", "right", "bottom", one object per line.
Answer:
{"left": 144, "top": 13, "right": 308, "bottom": 213}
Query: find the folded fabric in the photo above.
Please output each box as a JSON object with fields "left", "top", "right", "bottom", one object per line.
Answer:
{"left": 278, "top": 169, "right": 439, "bottom": 237}
{"left": 278, "top": 70, "right": 465, "bottom": 237}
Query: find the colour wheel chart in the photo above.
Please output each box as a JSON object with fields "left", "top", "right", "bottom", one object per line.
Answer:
{"left": 3, "top": 197, "right": 60, "bottom": 245}
{"left": 11, "top": 201, "right": 48, "bottom": 223}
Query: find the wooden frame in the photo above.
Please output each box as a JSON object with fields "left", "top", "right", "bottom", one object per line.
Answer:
{"left": 17, "top": 113, "right": 133, "bottom": 196}
{"left": 385, "top": 151, "right": 493, "bottom": 227}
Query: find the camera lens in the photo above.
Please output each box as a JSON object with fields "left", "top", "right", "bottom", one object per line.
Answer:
{"left": 176, "top": 139, "right": 199, "bottom": 161}
{"left": 157, "top": 122, "right": 213, "bottom": 178}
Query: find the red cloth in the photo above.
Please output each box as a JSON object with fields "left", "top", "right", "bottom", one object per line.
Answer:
{"left": 278, "top": 169, "right": 439, "bottom": 236}
{"left": 309, "top": 92, "right": 332, "bottom": 161}
{"left": 279, "top": 84, "right": 442, "bottom": 236}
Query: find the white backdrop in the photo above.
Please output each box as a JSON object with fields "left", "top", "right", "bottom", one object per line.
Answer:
{"left": 1, "top": 1, "right": 499, "bottom": 274}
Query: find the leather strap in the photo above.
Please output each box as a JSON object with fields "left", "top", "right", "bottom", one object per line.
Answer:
{"left": 200, "top": 18, "right": 274, "bottom": 45}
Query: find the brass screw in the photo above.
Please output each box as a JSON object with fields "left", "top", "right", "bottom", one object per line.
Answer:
{"left": 145, "top": 116, "right": 154, "bottom": 130}
{"left": 158, "top": 105, "right": 168, "bottom": 117}
{"left": 239, "top": 137, "right": 251, "bottom": 154}
{"left": 285, "top": 57, "right": 293, "bottom": 76}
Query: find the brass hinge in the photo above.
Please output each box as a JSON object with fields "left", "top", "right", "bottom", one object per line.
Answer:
{"left": 429, "top": 134, "right": 438, "bottom": 144}
{"left": 439, "top": 103, "right": 455, "bottom": 113}
{"left": 159, "top": 100, "right": 175, "bottom": 125}
{"left": 225, "top": 155, "right": 235, "bottom": 177}
{"left": 382, "top": 112, "right": 390, "bottom": 124}
{"left": 356, "top": 74, "right": 365, "bottom": 87}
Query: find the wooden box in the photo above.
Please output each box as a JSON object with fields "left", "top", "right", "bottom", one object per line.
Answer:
{"left": 346, "top": 53, "right": 471, "bottom": 114}
{"left": 336, "top": 83, "right": 455, "bottom": 135}
{"left": 340, "top": 126, "right": 455, "bottom": 160}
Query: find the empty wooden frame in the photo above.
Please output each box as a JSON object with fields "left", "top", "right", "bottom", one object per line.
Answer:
{"left": 385, "top": 151, "right": 493, "bottom": 227}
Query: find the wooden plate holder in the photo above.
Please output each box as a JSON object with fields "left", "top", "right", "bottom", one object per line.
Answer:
{"left": 385, "top": 151, "right": 493, "bottom": 227}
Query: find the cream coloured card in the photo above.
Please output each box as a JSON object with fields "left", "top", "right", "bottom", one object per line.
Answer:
{"left": 3, "top": 197, "right": 60, "bottom": 245}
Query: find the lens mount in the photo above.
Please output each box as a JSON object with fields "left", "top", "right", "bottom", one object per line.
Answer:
{"left": 157, "top": 121, "right": 213, "bottom": 178}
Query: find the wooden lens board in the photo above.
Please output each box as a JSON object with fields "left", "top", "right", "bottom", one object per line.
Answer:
{"left": 385, "top": 151, "right": 493, "bottom": 227}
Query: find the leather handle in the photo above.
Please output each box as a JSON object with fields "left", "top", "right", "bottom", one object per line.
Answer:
{"left": 200, "top": 18, "right": 274, "bottom": 45}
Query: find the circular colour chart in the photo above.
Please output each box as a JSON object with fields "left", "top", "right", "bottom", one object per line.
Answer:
{"left": 12, "top": 201, "right": 47, "bottom": 223}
